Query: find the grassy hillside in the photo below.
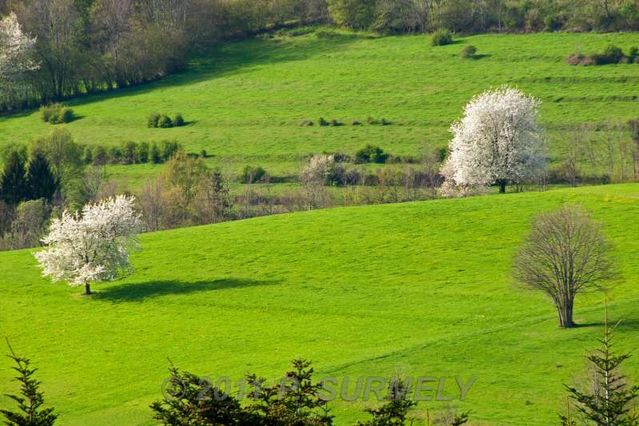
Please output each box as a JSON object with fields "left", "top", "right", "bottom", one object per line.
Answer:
{"left": 1, "top": 30, "right": 638, "bottom": 189}
{"left": 1, "top": 184, "right": 638, "bottom": 425}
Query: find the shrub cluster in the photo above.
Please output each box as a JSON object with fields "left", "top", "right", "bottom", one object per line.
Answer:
{"left": 40, "top": 104, "right": 74, "bottom": 124}
{"left": 300, "top": 117, "right": 391, "bottom": 127}
{"left": 148, "top": 113, "right": 186, "bottom": 128}
{"left": 87, "top": 140, "right": 181, "bottom": 165}
{"left": 567, "top": 45, "right": 639, "bottom": 66}
{"left": 431, "top": 29, "right": 453, "bottom": 46}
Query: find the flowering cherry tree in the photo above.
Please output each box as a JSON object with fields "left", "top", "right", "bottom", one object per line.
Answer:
{"left": 0, "top": 12, "right": 38, "bottom": 99}
{"left": 35, "top": 195, "right": 143, "bottom": 295}
{"left": 441, "top": 87, "right": 546, "bottom": 194}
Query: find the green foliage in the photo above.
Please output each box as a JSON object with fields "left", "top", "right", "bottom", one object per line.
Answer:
{"left": 151, "top": 143, "right": 162, "bottom": 164}
{"left": 26, "top": 151, "right": 58, "bottom": 202}
{"left": 431, "top": 29, "right": 453, "bottom": 46}
{"left": 40, "top": 104, "right": 74, "bottom": 124}
{"left": 0, "top": 150, "right": 28, "bottom": 205}
{"left": 0, "top": 343, "right": 57, "bottom": 426}
{"left": 157, "top": 114, "right": 173, "bottom": 129}
{"left": 355, "top": 144, "right": 389, "bottom": 164}
{"left": 327, "top": 0, "right": 376, "bottom": 30}
{"left": 148, "top": 113, "right": 160, "bottom": 128}
{"left": 174, "top": 113, "right": 185, "bottom": 127}
{"left": 461, "top": 45, "right": 477, "bottom": 58}
{"left": 242, "top": 165, "right": 268, "bottom": 183}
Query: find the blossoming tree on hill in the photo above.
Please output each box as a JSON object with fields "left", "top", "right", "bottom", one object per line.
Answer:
{"left": 35, "top": 195, "right": 143, "bottom": 295}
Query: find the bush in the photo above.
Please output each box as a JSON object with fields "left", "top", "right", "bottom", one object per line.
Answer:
{"left": 41, "top": 104, "right": 74, "bottom": 124}
{"left": 319, "top": 117, "right": 330, "bottom": 127}
{"left": 148, "top": 113, "right": 160, "bottom": 128}
{"left": 242, "top": 165, "right": 268, "bottom": 184}
{"left": 570, "top": 45, "right": 631, "bottom": 66}
{"left": 330, "top": 119, "right": 343, "bottom": 126}
{"left": 157, "top": 114, "right": 173, "bottom": 128}
{"left": 174, "top": 113, "right": 185, "bottom": 127}
{"left": 355, "top": 144, "right": 389, "bottom": 164}
{"left": 431, "top": 29, "right": 453, "bottom": 46}
{"left": 461, "top": 45, "right": 477, "bottom": 58}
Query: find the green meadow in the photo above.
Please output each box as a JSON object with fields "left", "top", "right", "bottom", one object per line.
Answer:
{"left": 1, "top": 184, "right": 638, "bottom": 424}
{"left": 1, "top": 30, "right": 639, "bottom": 189}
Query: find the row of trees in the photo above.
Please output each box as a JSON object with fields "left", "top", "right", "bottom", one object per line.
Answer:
{"left": 2, "top": 1, "right": 639, "bottom": 112}
{"left": 327, "top": 0, "right": 639, "bottom": 33}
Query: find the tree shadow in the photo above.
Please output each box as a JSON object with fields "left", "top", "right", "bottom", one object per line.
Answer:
{"left": 470, "top": 54, "right": 491, "bottom": 60}
{"left": 93, "top": 278, "right": 279, "bottom": 303}
{"left": 572, "top": 318, "right": 639, "bottom": 330}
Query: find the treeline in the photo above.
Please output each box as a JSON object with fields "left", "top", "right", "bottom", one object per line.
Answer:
{"left": 0, "top": 0, "right": 328, "bottom": 112}
{"left": 2, "top": 0, "right": 639, "bottom": 113}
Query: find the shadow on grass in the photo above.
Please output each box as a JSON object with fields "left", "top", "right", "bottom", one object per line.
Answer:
{"left": 94, "top": 278, "right": 279, "bottom": 302}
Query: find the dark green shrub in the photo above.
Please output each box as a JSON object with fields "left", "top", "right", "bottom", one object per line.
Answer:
{"left": 83, "top": 146, "right": 93, "bottom": 164}
{"left": 431, "top": 29, "right": 453, "bottom": 46}
{"left": 157, "top": 114, "right": 173, "bottom": 128}
{"left": 629, "top": 46, "right": 638, "bottom": 63}
{"left": 151, "top": 143, "right": 162, "bottom": 164}
{"left": 355, "top": 144, "right": 389, "bottom": 164}
{"left": 330, "top": 119, "right": 343, "bottom": 126}
{"left": 174, "top": 113, "right": 185, "bottom": 127}
{"left": 161, "top": 141, "right": 180, "bottom": 161}
{"left": 41, "top": 104, "right": 74, "bottom": 124}
{"left": 352, "top": 120, "right": 362, "bottom": 126}
{"left": 93, "top": 145, "right": 108, "bottom": 165}
{"left": 241, "top": 165, "right": 268, "bottom": 184}
{"left": 461, "top": 45, "right": 477, "bottom": 58}
{"left": 319, "top": 117, "right": 330, "bottom": 127}
{"left": 148, "top": 113, "right": 160, "bottom": 128}
{"left": 108, "top": 146, "right": 123, "bottom": 164}
{"left": 592, "top": 45, "right": 625, "bottom": 64}
{"left": 122, "top": 141, "right": 139, "bottom": 164}
{"left": 381, "top": 118, "right": 391, "bottom": 126}
{"left": 138, "top": 142, "right": 150, "bottom": 163}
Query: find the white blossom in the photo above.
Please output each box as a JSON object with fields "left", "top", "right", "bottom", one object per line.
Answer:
{"left": 0, "top": 12, "right": 38, "bottom": 99}
{"left": 34, "top": 195, "right": 143, "bottom": 294}
{"left": 441, "top": 86, "right": 546, "bottom": 193}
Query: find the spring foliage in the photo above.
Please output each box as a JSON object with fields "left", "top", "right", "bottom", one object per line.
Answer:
{"left": 441, "top": 87, "right": 545, "bottom": 194}
{"left": 34, "top": 195, "right": 142, "bottom": 293}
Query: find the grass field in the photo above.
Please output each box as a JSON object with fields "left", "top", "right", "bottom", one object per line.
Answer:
{"left": 1, "top": 184, "right": 638, "bottom": 425}
{"left": 1, "top": 30, "right": 638, "bottom": 190}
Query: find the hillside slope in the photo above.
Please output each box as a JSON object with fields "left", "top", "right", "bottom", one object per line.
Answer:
{"left": 1, "top": 185, "right": 638, "bottom": 424}
{"left": 0, "top": 31, "right": 638, "bottom": 188}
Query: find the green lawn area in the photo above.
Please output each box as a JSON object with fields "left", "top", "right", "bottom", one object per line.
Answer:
{"left": 1, "top": 184, "right": 638, "bottom": 425}
{"left": 1, "top": 30, "right": 638, "bottom": 190}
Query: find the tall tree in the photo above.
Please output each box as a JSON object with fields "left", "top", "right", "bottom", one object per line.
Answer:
{"left": 0, "top": 149, "right": 28, "bottom": 205}
{"left": 0, "top": 12, "right": 39, "bottom": 106}
{"left": 26, "top": 150, "right": 59, "bottom": 202}
{"left": 441, "top": 86, "right": 546, "bottom": 193}
{"left": 514, "top": 205, "right": 616, "bottom": 328}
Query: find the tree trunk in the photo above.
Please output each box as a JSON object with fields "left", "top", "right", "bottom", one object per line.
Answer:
{"left": 557, "top": 298, "right": 575, "bottom": 328}
{"left": 498, "top": 180, "right": 507, "bottom": 193}
{"left": 84, "top": 283, "right": 92, "bottom": 295}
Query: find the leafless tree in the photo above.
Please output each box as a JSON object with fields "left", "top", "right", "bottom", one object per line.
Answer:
{"left": 513, "top": 205, "right": 616, "bottom": 328}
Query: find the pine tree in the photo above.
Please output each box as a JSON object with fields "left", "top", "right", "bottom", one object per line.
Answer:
{"left": 561, "top": 309, "right": 639, "bottom": 425}
{"left": 0, "top": 341, "right": 57, "bottom": 426}
{"left": 0, "top": 150, "right": 28, "bottom": 205}
{"left": 26, "top": 151, "right": 59, "bottom": 202}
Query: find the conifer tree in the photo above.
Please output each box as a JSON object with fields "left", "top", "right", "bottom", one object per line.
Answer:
{"left": 0, "top": 150, "right": 28, "bottom": 205}
{"left": 0, "top": 341, "right": 57, "bottom": 426}
{"left": 561, "top": 309, "right": 639, "bottom": 425}
{"left": 26, "top": 151, "right": 59, "bottom": 202}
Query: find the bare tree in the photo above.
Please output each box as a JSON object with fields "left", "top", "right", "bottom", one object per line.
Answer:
{"left": 513, "top": 205, "right": 616, "bottom": 328}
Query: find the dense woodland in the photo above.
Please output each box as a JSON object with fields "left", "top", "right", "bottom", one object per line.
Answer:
{"left": 1, "top": 0, "right": 639, "bottom": 112}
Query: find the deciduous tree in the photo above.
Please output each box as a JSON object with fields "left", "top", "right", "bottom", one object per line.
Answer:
{"left": 34, "top": 195, "right": 142, "bottom": 295}
{"left": 442, "top": 87, "right": 546, "bottom": 193}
